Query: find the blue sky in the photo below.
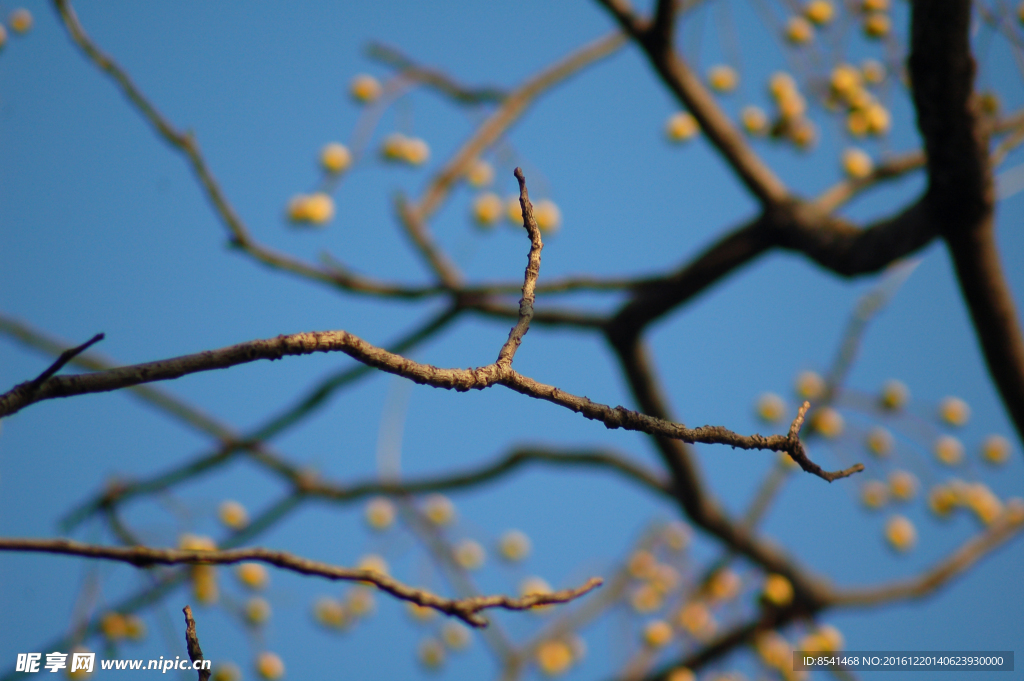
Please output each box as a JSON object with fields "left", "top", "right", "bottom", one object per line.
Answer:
{"left": 1, "top": 2, "right": 1023, "bottom": 680}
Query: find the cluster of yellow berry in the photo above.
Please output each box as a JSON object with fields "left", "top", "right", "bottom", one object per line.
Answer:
{"left": 757, "top": 371, "right": 1019, "bottom": 555}
{"left": 0, "top": 8, "right": 32, "bottom": 50}
{"left": 466, "top": 159, "right": 562, "bottom": 234}
{"left": 766, "top": 72, "right": 816, "bottom": 149}
{"left": 784, "top": 0, "right": 889, "bottom": 45}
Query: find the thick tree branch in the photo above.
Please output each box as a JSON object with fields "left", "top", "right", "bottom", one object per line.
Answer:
{"left": 596, "top": 0, "right": 789, "bottom": 206}
{"left": 0, "top": 538, "right": 601, "bottom": 627}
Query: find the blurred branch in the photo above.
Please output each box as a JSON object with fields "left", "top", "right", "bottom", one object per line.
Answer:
{"left": 596, "top": 0, "right": 789, "bottom": 206}
{"left": 397, "top": 31, "right": 625, "bottom": 287}
{"left": 0, "top": 324, "right": 860, "bottom": 482}
{"left": 367, "top": 42, "right": 508, "bottom": 104}
{"left": 0, "top": 537, "right": 602, "bottom": 627}
{"left": 828, "top": 502, "right": 1024, "bottom": 606}
{"left": 813, "top": 151, "right": 926, "bottom": 214}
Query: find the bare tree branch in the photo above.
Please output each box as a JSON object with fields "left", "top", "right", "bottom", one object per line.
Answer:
{"left": 0, "top": 538, "right": 602, "bottom": 627}
{"left": 182, "top": 606, "right": 211, "bottom": 681}
{"left": 367, "top": 42, "right": 508, "bottom": 104}
{"left": 496, "top": 168, "right": 543, "bottom": 366}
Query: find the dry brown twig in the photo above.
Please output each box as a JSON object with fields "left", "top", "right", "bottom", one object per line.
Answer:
{"left": 182, "top": 606, "right": 212, "bottom": 681}
{"left": 0, "top": 538, "right": 602, "bottom": 628}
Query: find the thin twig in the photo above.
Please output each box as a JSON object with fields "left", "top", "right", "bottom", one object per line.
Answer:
{"left": 182, "top": 606, "right": 211, "bottom": 681}
{"left": 0, "top": 327, "right": 858, "bottom": 482}
{"left": 0, "top": 537, "right": 602, "bottom": 627}
{"left": 496, "top": 168, "right": 543, "bottom": 366}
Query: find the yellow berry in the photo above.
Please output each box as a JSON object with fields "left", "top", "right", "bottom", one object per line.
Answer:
{"left": 762, "top": 574, "right": 794, "bottom": 606}
{"left": 287, "top": 193, "right": 334, "bottom": 225}
{"left": 830, "top": 64, "right": 862, "bottom": 98}
{"left": 662, "top": 522, "right": 691, "bottom": 552}
{"left": 381, "top": 133, "right": 408, "bottom": 161}
{"left": 453, "top": 539, "right": 486, "bottom": 570}
{"left": 255, "top": 652, "right": 284, "bottom": 680}
{"left": 708, "top": 568, "right": 740, "bottom": 601}
{"left": 471, "top": 192, "right": 504, "bottom": 228}
{"left": 863, "top": 12, "right": 891, "bottom": 38}
{"left": 938, "top": 396, "right": 971, "bottom": 426}
{"left": 785, "top": 16, "right": 815, "bottom": 44}
{"left": 861, "top": 480, "right": 889, "bottom": 509}
{"left": 865, "top": 103, "right": 891, "bottom": 135}
{"left": 755, "top": 631, "right": 791, "bottom": 667}
{"left": 805, "top": 0, "right": 835, "bottom": 24}
{"left": 349, "top": 74, "right": 382, "bottom": 103}
{"left": 124, "top": 614, "right": 146, "bottom": 641}
{"left": 667, "top": 670, "right": 697, "bottom": 681}
{"left": 441, "top": 621, "right": 471, "bottom": 650}
{"left": 320, "top": 142, "right": 352, "bottom": 174}
{"left": 862, "top": 0, "right": 889, "bottom": 11}
{"left": 934, "top": 435, "right": 965, "bottom": 465}
{"left": 651, "top": 563, "right": 681, "bottom": 594}
{"left": 8, "top": 9, "right": 32, "bottom": 34}
{"left": 536, "top": 640, "right": 573, "bottom": 676}
{"left": 888, "top": 470, "right": 918, "bottom": 501}
{"left": 769, "top": 72, "right": 797, "bottom": 100}
{"left": 236, "top": 562, "right": 269, "bottom": 591}
{"left": 756, "top": 392, "right": 786, "bottom": 423}
{"left": 630, "top": 583, "right": 664, "bottom": 613}
{"left": 845, "top": 110, "right": 866, "bottom": 139}
{"left": 520, "top": 576, "right": 553, "bottom": 598}
{"left": 677, "top": 602, "right": 716, "bottom": 640}
{"left": 778, "top": 91, "right": 808, "bottom": 120}
{"left": 406, "top": 600, "right": 437, "bottom": 622}
{"left": 817, "top": 625, "right": 845, "bottom": 651}
{"left": 498, "top": 529, "right": 532, "bottom": 562}
{"left": 506, "top": 195, "right": 524, "bottom": 224}
{"left": 466, "top": 159, "right": 494, "bottom": 187}
{"left": 981, "top": 434, "right": 1012, "bottom": 465}
{"left": 741, "top": 106, "right": 769, "bottom": 136}
{"left": 665, "top": 112, "right": 700, "bottom": 142}
{"left": 792, "top": 119, "right": 818, "bottom": 150}
{"left": 179, "top": 534, "right": 216, "bottom": 551}
{"left": 218, "top": 500, "right": 249, "bottom": 530}
{"left": 423, "top": 493, "right": 456, "bottom": 526}
{"left": 979, "top": 91, "right": 1000, "bottom": 116}
{"left": 861, "top": 59, "right": 887, "bottom": 84}
{"left": 643, "top": 620, "right": 674, "bottom": 648}
{"left": 866, "top": 426, "right": 894, "bottom": 457}
{"left": 795, "top": 370, "right": 825, "bottom": 399}
{"left": 707, "top": 64, "right": 739, "bottom": 92}
{"left": 245, "top": 597, "right": 272, "bottom": 626}
{"left": 965, "top": 483, "right": 1004, "bottom": 524}
{"left": 313, "top": 597, "right": 348, "bottom": 629}
{"left": 778, "top": 450, "right": 800, "bottom": 469}
{"left": 811, "top": 407, "right": 844, "bottom": 439}
{"left": 533, "top": 199, "right": 562, "bottom": 233}
{"left": 842, "top": 147, "right": 873, "bottom": 179}
{"left": 212, "top": 663, "right": 242, "bottom": 681}
{"left": 418, "top": 638, "right": 445, "bottom": 669}
{"left": 879, "top": 379, "right": 909, "bottom": 410}
{"left": 627, "top": 549, "right": 658, "bottom": 580}
{"left": 402, "top": 137, "right": 430, "bottom": 165}
{"left": 928, "top": 484, "right": 957, "bottom": 517}
{"left": 356, "top": 554, "right": 388, "bottom": 577}
{"left": 346, "top": 586, "right": 375, "bottom": 617}
{"left": 885, "top": 514, "right": 916, "bottom": 552}
{"left": 364, "top": 496, "right": 396, "bottom": 531}
{"left": 192, "top": 565, "right": 219, "bottom": 605}
{"left": 100, "top": 613, "right": 127, "bottom": 641}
